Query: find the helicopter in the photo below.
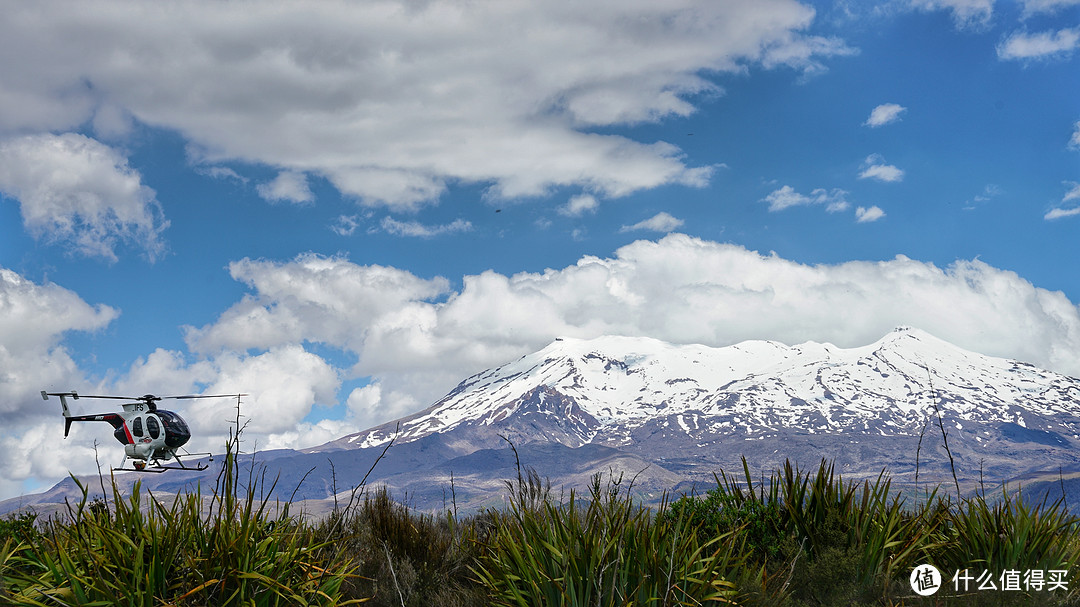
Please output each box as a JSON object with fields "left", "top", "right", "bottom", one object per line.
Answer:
{"left": 42, "top": 391, "right": 243, "bottom": 473}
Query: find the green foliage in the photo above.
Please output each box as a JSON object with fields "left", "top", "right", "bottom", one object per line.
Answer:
{"left": 0, "top": 512, "right": 38, "bottom": 545}
{"left": 3, "top": 447, "right": 1080, "bottom": 607}
{"left": 665, "top": 481, "right": 787, "bottom": 565}
{"left": 473, "top": 470, "right": 739, "bottom": 606}
{"left": 312, "top": 486, "right": 489, "bottom": 607}
{"left": 934, "top": 489, "right": 1080, "bottom": 594}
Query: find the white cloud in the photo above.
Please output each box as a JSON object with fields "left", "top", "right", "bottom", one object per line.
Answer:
{"left": 1066, "top": 182, "right": 1080, "bottom": 202}
{"left": 196, "top": 166, "right": 248, "bottom": 184}
{"left": 185, "top": 253, "right": 451, "bottom": 354}
{"left": 0, "top": 268, "right": 121, "bottom": 497}
{"left": 179, "top": 235, "right": 1080, "bottom": 435}
{"left": 1021, "top": 0, "right": 1080, "bottom": 17}
{"left": 331, "top": 214, "right": 363, "bottom": 237}
{"left": 964, "top": 183, "right": 1004, "bottom": 210}
{"left": 1070, "top": 121, "right": 1080, "bottom": 150}
{"left": 619, "top": 212, "right": 684, "bottom": 233}
{"left": 1045, "top": 207, "right": 1080, "bottom": 220}
{"left": 864, "top": 103, "right": 907, "bottom": 127}
{"left": 0, "top": 133, "right": 168, "bottom": 261}
{"left": 998, "top": 28, "right": 1080, "bottom": 61}
{"left": 0, "top": 1, "right": 853, "bottom": 209}
{"left": 559, "top": 194, "right": 600, "bottom": 217}
{"left": 1044, "top": 182, "right": 1080, "bottom": 220}
{"left": 8, "top": 235, "right": 1080, "bottom": 499}
{"left": 256, "top": 171, "right": 314, "bottom": 204}
{"left": 763, "top": 185, "right": 850, "bottom": 212}
{"left": 855, "top": 205, "right": 886, "bottom": 222}
{"left": 909, "top": 0, "right": 993, "bottom": 28}
{"left": 0, "top": 269, "right": 118, "bottom": 416}
{"left": 190, "top": 346, "right": 341, "bottom": 436}
{"left": 858, "top": 154, "right": 905, "bottom": 182}
{"left": 378, "top": 217, "right": 473, "bottom": 238}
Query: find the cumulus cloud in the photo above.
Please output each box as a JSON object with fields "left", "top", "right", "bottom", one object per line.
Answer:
{"left": 178, "top": 235, "right": 1080, "bottom": 435}
{"left": 0, "top": 269, "right": 118, "bottom": 415}
{"left": 185, "top": 253, "right": 451, "bottom": 354}
{"left": 855, "top": 205, "right": 886, "bottom": 222}
{"left": 256, "top": 171, "right": 314, "bottom": 204}
{"left": 619, "top": 212, "right": 684, "bottom": 233}
{"left": 0, "top": 1, "right": 853, "bottom": 209}
{"left": 0, "top": 133, "right": 168, "bottom": 261}
{"left": 864, "top": 103, "right": 907, "bottom": 127}
{"left": 858, "top": 154, "right": 905, "bottom": 182}
{"left": 0, "top": 268, "right": 119, "bottom": 497}
{"left": 763, "top": 185, "right": 850, "bottom": 212}
{"left": 998, "top": 28, "right": 1080, "bottom": 60}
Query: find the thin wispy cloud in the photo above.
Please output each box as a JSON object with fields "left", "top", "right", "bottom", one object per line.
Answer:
{"left": 1021, "top": 0, "right": 1080, "bottom": 18}
{"left": 1045, "top": 182, "right": 1080, "bottom": 220}
{"left": 619, "top": 212, "right": 684, "bottom": 233}
{"left": 379, "top": 217, "right": 473, "bottom": 238}
{"left": 909, "top": 0, "right": 994, "bottom": 29}
{"left": 998, "top": 27, "right": 1080, "bottom": 60}
{"left": 964, "top": 184, "right": 1004, "bottom": 210}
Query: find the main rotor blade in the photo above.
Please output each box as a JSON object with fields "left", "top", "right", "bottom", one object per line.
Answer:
{"left": 72, "top": 394, "right": 150, "bottom": 401}
{"left": 160, "top": 393, "right": 248, "bottom": 400}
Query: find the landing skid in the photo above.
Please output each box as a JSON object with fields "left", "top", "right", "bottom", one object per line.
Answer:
{"left": 113, "top": 452, "right": 212, "bottom": 473}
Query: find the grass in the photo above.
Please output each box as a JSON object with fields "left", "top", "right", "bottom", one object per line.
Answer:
{"left": 3, "top": 443, "right": 1080, "bottom": 606}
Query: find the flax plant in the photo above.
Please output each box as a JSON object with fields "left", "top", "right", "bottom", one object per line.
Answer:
{"left": 933, "top": 488, "right": 1080, "bottom": 598}
{"left": 474, "top": 471, "right": 740, "bottom": 606}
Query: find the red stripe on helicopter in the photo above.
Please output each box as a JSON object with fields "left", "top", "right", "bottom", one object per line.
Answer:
{"left": 122, "top": 422, "right": 134, "bottom": 444}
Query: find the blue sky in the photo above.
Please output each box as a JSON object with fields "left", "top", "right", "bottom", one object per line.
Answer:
{"left": 1, "top": 0, "right": 1079, "bottom": 501}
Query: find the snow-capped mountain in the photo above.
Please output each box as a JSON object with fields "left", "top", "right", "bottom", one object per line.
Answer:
{"left": 10, "top": 328, "right": 1080, "bottom": 516}
{"left": 320, "top": 327, "right": 1080, "bottom": 464}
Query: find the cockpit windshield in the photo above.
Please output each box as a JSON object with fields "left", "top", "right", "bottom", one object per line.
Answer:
{"left": 157, "top": 409, "right": 191, "bottom": 448}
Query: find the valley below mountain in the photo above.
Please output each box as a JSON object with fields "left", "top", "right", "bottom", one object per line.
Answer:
{"left": 7, "top": 327, "right": 1080, "bottom": 515}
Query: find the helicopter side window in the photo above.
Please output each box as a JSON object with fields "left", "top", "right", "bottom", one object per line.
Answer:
{"left": 132, "top": 416, "right": 143, "bottom": 437}
{"left": 146, "top": 415, "right": 160, "bottom": 439}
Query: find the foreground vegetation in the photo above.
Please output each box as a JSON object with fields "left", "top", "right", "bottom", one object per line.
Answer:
{"left": 2, "top": 441, "right": 1079, "bottom": 606}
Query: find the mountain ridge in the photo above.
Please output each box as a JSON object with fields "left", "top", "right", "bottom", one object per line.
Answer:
{"left": 314, "top": 326, "right": 1080, "bottom": 458}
